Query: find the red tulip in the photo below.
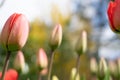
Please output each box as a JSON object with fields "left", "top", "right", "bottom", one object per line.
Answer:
{"left": 36, "top": 48, "right": 48, "bottom": 70}
{"left": 107, "top": 0, "right": 120, "bottom": 33}
{"left": 0, "top": 13, "right": 29, "bottom": 51}
{"left": 0, "top": 69, "right": 18, "bottom": 80}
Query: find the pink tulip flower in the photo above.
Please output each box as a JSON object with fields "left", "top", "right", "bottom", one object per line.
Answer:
{"left": 36, "top": 48, "right": 48, "bottom": 70}
{"left": 14, "top": 51, "right": 25, "bottom": 73}
{"left": 0, "top": 13, "right": 29, "bottom": 51}
{"left": 107, "top": 0, "right": 120, "bottom": 33}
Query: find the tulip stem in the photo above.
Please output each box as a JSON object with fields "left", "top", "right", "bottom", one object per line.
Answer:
{"left": 1, "top": 51, "right": 11, "bottom": 80}
{"left": 74, "top": 55, "right": 80, "bottom": 80}
{"left": 48, "top": 51, "right": 55, "bottom": 80}
{"left": 39, "top": 74, "right": 42, "bottom": 80}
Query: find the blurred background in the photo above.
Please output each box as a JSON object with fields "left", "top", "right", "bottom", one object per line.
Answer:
{"left": 0, "top": 0, "right": 120, "bottom": 80}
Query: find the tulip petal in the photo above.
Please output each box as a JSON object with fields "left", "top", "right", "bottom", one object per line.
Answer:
{"left": 7, "top": 69, "right": 18, "bottom": 80}
{"left": 107, "top": 0, "right": 120, "bottom": 33}
{"left": 37, "top": 48, "right": 48, "bottom": 69}
{"left": 113, "top": 0, "right": 120, "bottom": 31}
{"left": 50, "top": 24, "right": 62, "bottom": 50}
{"left": 0, "top": 69, "right": 18, "bottom": 80}
{"left": 14, "top": 51, "right": 25, "bottom": 72}
{"left": 8, "top": 14, "right": 29, "bottom": 51}
{"left": 0, "top": 13, "right": 18, "bottom": 49}
{"left": 0, "top": 13, "right": 29, "bottom": 51}
{"left": 107, "top": 1, "right": 117, "bottom": 31}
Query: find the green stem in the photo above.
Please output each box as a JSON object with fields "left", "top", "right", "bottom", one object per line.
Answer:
{"left": 74, "top": 55, "right": 80, "bottom": 80}
{"left": 98, "top": 77, "right": 104, "bottom": 80}
{"left": 47, "top": 51, "right": 55, "bottom": 80}
{"left": 1, "top": 51, "right": 11, "bottom": 80}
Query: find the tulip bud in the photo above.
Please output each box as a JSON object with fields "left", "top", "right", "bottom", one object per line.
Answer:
{"left": 90, "top": 57, "right": 98, "bottom": 75}
{"left": 98, "top": 57, "right": 108, "bottom": 79}
{"left": 75, "top": 30, "right": 87, "bottom": 56}
{"left": 6, "top": 69, "right": 18, "bottom": 80}
{"left": 107, "top": 0, "right": 120, "bottom": 33}
{"left": 70, "top": 68, "right": 80, "bottom": 80}
{"left": 22, "top": 63, "right": 29, "bottom": 74}
{"left": 0, "top": 13, "right": 29, "bottom": 51}
{"left": 1, "top": 69, "right": 18, "bottom": 80}
{"left": 108, "top": 60, "right": 118, "bottom": 78}
{"left": 36, "top": 48, "right": 48, "bottom": 70}
{"left": 52, "top": 75, "right": 59, "bottom": 80}
{"left": 50, "top": 24, "right": 62, "bottom": 51}
{"left": 14, "top": 51, "right": 25, "bottom": 73}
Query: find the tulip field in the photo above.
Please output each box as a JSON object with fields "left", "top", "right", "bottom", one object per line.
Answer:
{"left": 0, "top": 0, "right": 120, "bottom": 80}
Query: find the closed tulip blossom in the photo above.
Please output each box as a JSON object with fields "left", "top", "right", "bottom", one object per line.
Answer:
{"left": 48, "top": 24, "right": 62, "bottom": 80}
{"left": 98, "top": 57, "right": 108, "bottom": 79}
{"left": 90, "top": 57, "right": 98, "bottom": 75}
{"left": 14, "top": 51, "right": 25, "bottom": 73}
{"left": 0, "top": 13, "right": 29, "bottom": 51}
{"left": 75, "top": 30, "right": 87, "bottom": 55}
{"left": 0, "top": 69, "right": 18, "bottom": 80}
{"left": 107, "top": 0, "right": 120, "bottom": 33}
{"left": 50, "top": 24, "right": 62, "bottom": 51}
{"left": 36, "top": 48, "right": 48, "bottom": 70}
